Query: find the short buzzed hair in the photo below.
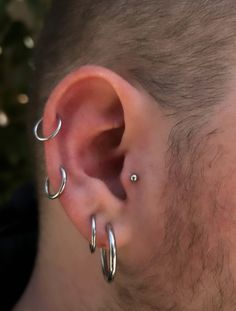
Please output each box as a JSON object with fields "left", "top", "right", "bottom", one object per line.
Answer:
{"left": 30, "top": 0, "right": 236, "bottom": 177}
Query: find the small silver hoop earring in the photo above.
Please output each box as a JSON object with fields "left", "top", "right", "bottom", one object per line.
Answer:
{"left": 34, "top": 115, "right": 62, "bottom": 141}
{"left": 45, "top": 166, "right": 67, "bottom": 200}
{"left": 100, "top": 224, "right": 117, "bottom": 283}
{"left": 89, "top": 215, "right": 96, "bottom": 253}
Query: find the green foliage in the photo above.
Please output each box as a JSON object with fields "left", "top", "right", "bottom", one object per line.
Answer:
{"left": 0, "top": 0, "right": 51, "bottom": 206}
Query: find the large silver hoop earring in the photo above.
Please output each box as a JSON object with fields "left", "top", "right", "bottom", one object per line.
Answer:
{"left": 45, "top": 166, "right": 67, "bottom": 200}
{"left": 34, "top": 115, "right": 62, "bottom": 141}
{"left": 100, "top": 224, "right": 117, "bottom": 282}
{"left": 89, "top": 215, "right": 96, "bottom": 253}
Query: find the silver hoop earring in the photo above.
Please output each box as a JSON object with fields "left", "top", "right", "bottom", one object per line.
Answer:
{"left": 34, "top": 115, "right": 62, "bottom": 141}
{"left": 89, "top": 215, "right": 96, "bottom": 253}
{"left": 100, "top": 224, "right": 117, "bottom": 283}
{"left": 45, "top": 166, "right": 67, "bottom": 200}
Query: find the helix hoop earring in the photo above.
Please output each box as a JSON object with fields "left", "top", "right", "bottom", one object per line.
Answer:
{"left": 34, "top": 115, "right": 62, "bottom": 141}
{"left": 100, "top": 224, "right": 117, "bottom": 283}
{"left": 45, "top": 166, "right": 67, "bottom": 200}
{"left": 89, "top": 215, "right": 96, "bottom": 253}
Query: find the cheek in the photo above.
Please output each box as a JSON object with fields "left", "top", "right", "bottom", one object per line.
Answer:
{"left": 209, "top": 170, "right": 236, "bottom": 235}
{"left": 201, "top": 145, "right": 236, "bottom": 234}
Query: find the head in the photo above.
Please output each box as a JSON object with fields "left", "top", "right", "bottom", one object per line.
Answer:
{"left": 30, "top": 0, "right": 236, "bottom": 310}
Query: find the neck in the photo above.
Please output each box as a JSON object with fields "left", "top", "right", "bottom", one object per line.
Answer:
{"left": 14, "top": 199, "right": 120, "bottom": 311}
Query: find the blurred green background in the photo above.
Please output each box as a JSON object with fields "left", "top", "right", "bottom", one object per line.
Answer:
{"left": 0, "top": 0, "right": 51, "bottom": 207}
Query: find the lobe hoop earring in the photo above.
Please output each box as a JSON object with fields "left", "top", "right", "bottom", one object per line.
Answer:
{"left": 45, "top": 166, "right": 67, "bottom": 200}
{"left": 100, "top": 224, "right": 117, "bottom": 283}
{"left": 89, "top": 215, "right": 97, "bottom": 253}
{"left": 34, "top": 115, "right": 62, "bottom": 141}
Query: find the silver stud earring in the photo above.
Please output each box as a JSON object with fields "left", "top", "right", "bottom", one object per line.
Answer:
{"left": 89, "top": 215, "right": 97, "bottom": 253}
{"left": 100, "top": 224, "right": 117, "bottom": 283}
{"left": 130, "top": 173, "right": 139, "bottom": 183}
{"left": 34, "top": 114, "right": 62, "bottom": 141}
{"left": 45, "top": 166, "right": 67, "bottom": 200}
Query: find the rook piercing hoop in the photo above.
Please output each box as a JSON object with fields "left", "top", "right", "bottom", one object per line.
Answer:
{"left": 89, "top": 215, "right": 97, "bottom": 253}
{"left": 100, "top": 224, "right": 117, "bottom": 282}
{"left": 45, "top": 166, "right": 67, "bottom": 200}
{"left": 34, "top": 115, "right": 62, "bottom": 141}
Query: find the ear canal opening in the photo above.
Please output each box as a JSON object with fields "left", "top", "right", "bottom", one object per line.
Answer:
{"left": 84, "top": 124, "right": 127, "bottom": 201}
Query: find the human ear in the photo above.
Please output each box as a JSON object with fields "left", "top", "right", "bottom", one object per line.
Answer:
{"left": 41, "top": 65, "right": 161, "bottom": 252}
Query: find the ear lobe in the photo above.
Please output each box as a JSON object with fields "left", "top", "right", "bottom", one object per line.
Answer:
{"left": 43, "top": 66, "right": 135, "bottom": 248}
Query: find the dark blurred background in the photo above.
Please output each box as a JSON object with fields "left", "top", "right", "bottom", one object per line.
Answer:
{"left": 0, "top": 1, "right": 52, "bottom": 310}
{"left": 0, "top": 0, "right": 51, "bottom": 208}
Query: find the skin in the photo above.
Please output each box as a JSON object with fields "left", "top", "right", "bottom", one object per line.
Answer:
{"left": 14, "top": 66, "right": 236, "bottom": 310}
